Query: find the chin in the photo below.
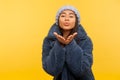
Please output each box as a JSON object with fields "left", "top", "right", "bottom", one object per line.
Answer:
{"left": 62, "top": 27, "right": 73, "bottom": 30}
{"left": 62, "top": 28, "right": 72, "bottom": 31}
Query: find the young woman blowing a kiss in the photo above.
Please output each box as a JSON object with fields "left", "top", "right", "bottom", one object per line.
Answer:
{"left": 42, "top": 5, "right": 95, "bottom": 80}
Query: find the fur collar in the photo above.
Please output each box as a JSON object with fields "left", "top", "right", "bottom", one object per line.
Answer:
{"left": 47, "top": 23, "right": 87, "bottom": 41}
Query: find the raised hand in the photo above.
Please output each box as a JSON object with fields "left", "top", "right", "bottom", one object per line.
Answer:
{"left": 53, "top": 32, "right": 77, "bottom": 45}
{"left": 53, "top": 32, "right": 66, "bottom": 44}
{"left": 64, "top": 32, "right": 77, "bottom": 45}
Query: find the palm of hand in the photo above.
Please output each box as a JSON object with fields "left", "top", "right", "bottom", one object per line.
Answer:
{"left": 53, "top": 32, "right": 77, "bottom": 45}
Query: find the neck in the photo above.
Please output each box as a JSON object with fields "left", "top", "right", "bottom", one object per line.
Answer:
{"left": 62, "top": 30, "right": 71, "bottom": 39}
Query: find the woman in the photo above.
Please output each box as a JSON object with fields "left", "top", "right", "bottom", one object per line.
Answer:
{"left": 42, "top": 5, "right": 95, "bottom": 80}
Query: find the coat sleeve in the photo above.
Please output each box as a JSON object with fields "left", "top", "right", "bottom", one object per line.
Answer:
{"left": 65, "top": 36, "right": 93, "bottom": 77}
{"left": 42, "top": 37, "right": 66, "bottom": 76}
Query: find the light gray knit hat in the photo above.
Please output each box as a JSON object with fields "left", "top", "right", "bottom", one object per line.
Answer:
{"left": 56, "top": 5, "right": 80, "bottom": 25}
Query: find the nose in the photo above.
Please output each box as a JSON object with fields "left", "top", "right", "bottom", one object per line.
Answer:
{"left": 65, "top": 17, "right": 69, "bottom": 21}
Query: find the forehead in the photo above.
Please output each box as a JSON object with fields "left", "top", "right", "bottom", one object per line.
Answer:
{"left": 60, "top": 9, "right": 75, "bottom": 14}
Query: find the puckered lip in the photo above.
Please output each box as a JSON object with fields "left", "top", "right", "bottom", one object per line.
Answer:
{"left": 63, "top": 22, "right": 70, "bottom": 26}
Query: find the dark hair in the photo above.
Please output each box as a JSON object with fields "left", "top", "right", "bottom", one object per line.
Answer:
{"left": 58, "top": 15, "right": 78, "bottom": 36}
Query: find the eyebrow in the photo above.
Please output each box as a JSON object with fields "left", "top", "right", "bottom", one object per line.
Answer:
{"left": 61, "top": 12, "right": 74, "bottom": 15}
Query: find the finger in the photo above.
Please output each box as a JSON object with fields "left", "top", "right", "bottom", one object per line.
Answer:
{"left": 73, "top": 32, "right": 78, "bottom": 37}
{"left": 54, "top": 32, "right": 60, "bottom": 39}
{"left": 53, "top": 32, "right": 58, "bottom": 36}
{"left": 67, "top": 35, "right": 73, "bottom": 40}
{"left": 58, "top": 35, "right": 65, "bottom": 41}
{"left": 54, "top": 32, "right": 62, "bottom": 38}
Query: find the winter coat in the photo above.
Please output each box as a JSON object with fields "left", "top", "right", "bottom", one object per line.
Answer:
{"left": 42, "top": 23, "right": 95, "bottom": 80}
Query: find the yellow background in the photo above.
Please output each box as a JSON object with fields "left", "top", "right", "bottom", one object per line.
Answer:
{"left": 0, "top": 0, "right": 120, "bottom": 80}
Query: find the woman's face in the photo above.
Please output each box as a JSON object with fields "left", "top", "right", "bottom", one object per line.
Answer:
{"left": 59, "top": 10, "right": 76, "bottom": 31}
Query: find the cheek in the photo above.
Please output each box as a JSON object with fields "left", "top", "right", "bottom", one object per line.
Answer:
{"left": 59, "top": 18, "right": 64, "bottom": 25}
{"left": 58, "top": 20, "right": 61, "bottom": 26}
{"left": 71, "top": 19, "right": 76, "bottom": 26}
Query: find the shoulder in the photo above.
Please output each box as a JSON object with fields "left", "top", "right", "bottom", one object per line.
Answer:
{"left": 47, "top": 23, "right": 61, "bottom": 39}
{"left": 75, "top": 24, "right": 93, "bottom": 48}
{"left": 43, "top": 36, "right": 57, "bottom": 49}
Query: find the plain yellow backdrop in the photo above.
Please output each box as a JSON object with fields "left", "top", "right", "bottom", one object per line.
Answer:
{"left": 0, "top": 0, "right": 120, "bottom": 80}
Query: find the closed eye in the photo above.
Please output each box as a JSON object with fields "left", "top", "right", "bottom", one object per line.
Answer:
{"left": 69, "top": 16, "right": 74, "bottom": 18}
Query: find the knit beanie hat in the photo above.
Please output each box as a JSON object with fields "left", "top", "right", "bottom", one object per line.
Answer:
{"left": 56, "top": 5, "right": 80, "bottom": 25}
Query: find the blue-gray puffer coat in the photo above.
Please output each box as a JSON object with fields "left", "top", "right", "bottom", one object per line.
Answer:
{"left": 42, "top": 23, "right": 95, "bottom": 80}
